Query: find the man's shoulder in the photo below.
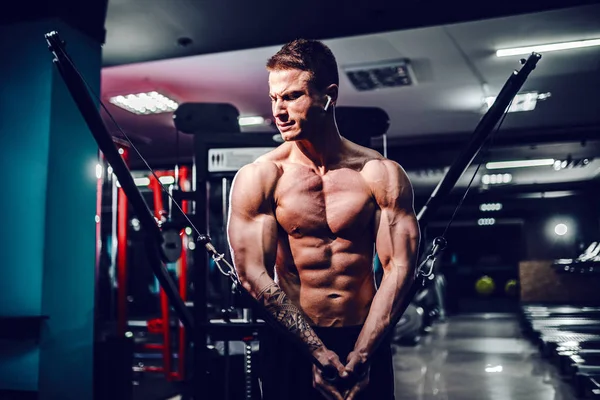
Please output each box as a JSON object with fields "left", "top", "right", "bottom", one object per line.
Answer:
{"left": 361, "top": 156, "right": 407, "bottom": 180}
{"left": 247, "top": 144, "right": 291, "bottom": 170}
{"left": 341, "top": 140, "right": 410, "bottom": 186}
{"left": 233, "top": 146, "right": 288, "bottom": 193}
{"left": 361, "top": 157, "right": 413, "bottom": 199}
{"left": 230, "top": 160, "right": 281, "bottom": 209}
{"left": 235, "top": 159, "right": 282, "bottom": 185}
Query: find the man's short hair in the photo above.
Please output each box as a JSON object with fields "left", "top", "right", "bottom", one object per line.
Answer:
{"left": 266, "top": 38, "right": 339, "bottom": 92}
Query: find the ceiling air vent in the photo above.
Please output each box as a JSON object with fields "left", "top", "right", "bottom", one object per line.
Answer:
{"left": 344, "top": 59, "right": 416, "bottom": 91}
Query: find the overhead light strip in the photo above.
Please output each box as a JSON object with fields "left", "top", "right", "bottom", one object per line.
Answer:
{"left": 486, "top": 159, "right": 555, "bottom": 170}
{"left": 483, "top": 92, "right": 550, "bottom": 113}
{"left": 238, "top": 116, "right": 266, "bottom": 126}
{"left": 496, "top": 38, "right": 600, "bottom": 57}
{"left": 116, "top": 176, "right": 174, "bottom": 187}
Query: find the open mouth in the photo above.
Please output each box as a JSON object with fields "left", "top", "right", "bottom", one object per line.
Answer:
{"left": 278, "top": 122, "right": 294, "bottom": 131}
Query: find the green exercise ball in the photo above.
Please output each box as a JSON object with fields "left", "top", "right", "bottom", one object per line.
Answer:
{"left": 505, "top": 279, "right": 518, "bottom": 297}
{"left": 475, "top": 275, "right": 495, "bottom": 296}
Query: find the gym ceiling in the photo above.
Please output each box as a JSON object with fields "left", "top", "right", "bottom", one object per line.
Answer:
{"left": 96, "top": 0, "right": 600, "bottom": 195}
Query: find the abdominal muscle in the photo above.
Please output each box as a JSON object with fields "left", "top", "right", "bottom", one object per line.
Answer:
{"left": 275, "top": 235, "right": 377, "bottom": 328}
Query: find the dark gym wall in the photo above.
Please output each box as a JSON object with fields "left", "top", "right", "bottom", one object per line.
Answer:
{"left": 416, "top": 189, "right": 599, "bottom": 263}
{"left": 0, "top": 18, "right": 102, "bottom": 399}
{"left": 414, "top": 188, "right": 599, "bottom": 314}
{"left": 0, "top": 20, "right": 53, "bottom": 392}
{"left": 520, "top": 260, "right": 600, "bottom": 304}
{"left": 522, "top": 195, "right": 599, "bottom": 261}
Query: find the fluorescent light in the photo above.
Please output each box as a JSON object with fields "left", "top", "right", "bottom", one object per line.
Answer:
{"left": 482, "top": 173, "right": 512, "bottom": 185}
{"left": 485, "top": 365, "right": 503, "bottom": 373}
{"left": 553, "top": 160, "right": 562, "bottom": 170}
{"left": 239, "top": 116, "right": 265, "bottom": 126}
{"left": 480, "top": 203, "right": 503, "bottom": 212}
{"left": 478, "top": 218, "right": 496, "bottom": 226}
{"left": 496, "top": 38, "right": 600, "bottom": 57}
{"left": 554, "top": 158, "right": 592, "bottom": 170}
{"left": 115, "top": 177, "right": 149, "bottom": 188}
{"left": 109, "top": 91, "right": 178, "bottom": 115}
{"left": 116, "top": 176, "right": 175, "bottom": 187}
{"left": 486, "top": 159, "right": 555, "bottom": 169}
{"left": 134, "top": 177, "right": 150, "bottom": 186}
{"left": 159, "top": 176, "right": 175, "bottom": 185}
{"left": 483, "top": 92, "right": 550, "bottom": 113}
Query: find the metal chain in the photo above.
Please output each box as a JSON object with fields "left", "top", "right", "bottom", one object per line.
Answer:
{"left": 204, "top": 242, "right": 241, "bottom": 286}
{"left": 416, "top": 236, "right": 448, "bottom": 281}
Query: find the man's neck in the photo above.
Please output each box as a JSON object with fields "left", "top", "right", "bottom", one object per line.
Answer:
{"left": 293, "top": 123, "right": 344, "bottom": 174}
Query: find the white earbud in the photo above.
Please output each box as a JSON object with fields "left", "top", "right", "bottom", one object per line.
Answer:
{"left": 323, "top": 95, "right": 332, "bottom": 112}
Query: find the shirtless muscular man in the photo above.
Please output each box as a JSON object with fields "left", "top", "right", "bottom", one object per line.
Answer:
{"left": 227, "top": 39, "right": 420, "bottom": 400}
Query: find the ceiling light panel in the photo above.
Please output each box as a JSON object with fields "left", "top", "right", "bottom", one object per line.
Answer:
{"left": 483, "top": 92, "right": 550, "bottom": 113}
{"left": 109, "top": 91, "right": 179, "bottom": 115}
{"left": 343, "top": 59, "right": 416, "bottom": 91}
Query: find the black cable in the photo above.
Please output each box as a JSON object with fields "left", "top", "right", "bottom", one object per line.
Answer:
{"left": 175, "top": 127, "right": 180, "bottom": 189}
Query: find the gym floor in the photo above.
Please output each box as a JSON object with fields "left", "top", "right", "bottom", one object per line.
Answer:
{"left": 393, "top": 313, "right": 577, "bottom": 400}
{"left": 161, "top": 313, "right": 576, "bottom": 400}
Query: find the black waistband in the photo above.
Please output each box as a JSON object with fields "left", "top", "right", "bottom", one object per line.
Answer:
{"left": 312, "top": 324, "right": 363, "bottom": 335}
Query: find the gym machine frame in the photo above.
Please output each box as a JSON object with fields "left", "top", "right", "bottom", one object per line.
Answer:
{"left": 45, "top": 29, "right": 541, "bottom": 399}
{"left": 189, "top": 132, "right": 282, "bottom": 399}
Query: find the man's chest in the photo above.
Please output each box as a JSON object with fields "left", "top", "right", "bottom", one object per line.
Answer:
{"left": 274, "top": 168, "right": 375, "bottom": 238}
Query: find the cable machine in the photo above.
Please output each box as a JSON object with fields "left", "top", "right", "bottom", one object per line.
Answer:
{"left": 44, "top": 30, "right": 541, "bottom": 399}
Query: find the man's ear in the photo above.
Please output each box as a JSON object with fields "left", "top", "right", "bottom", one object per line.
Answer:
{"left": 325, "top": 84, "right": 339, "bottom": 104}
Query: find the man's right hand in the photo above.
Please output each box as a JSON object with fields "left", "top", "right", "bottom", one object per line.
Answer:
{"left": 312, "top": 348, "right": 349, "bottom": 400}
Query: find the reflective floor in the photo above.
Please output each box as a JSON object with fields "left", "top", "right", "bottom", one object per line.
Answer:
{"left": 392, "top": 313, "right": 578, "bottom": 400}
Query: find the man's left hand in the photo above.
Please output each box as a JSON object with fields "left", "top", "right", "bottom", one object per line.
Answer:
{"left": 343, "top": 351, "right": 370, "bottom": 400}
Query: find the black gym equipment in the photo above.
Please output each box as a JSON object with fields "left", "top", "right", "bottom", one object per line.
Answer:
{"left": 45, "top": 29, "right": 542, "bottom": 399}
{"left": 520, "top": 304, "right": 600, "bottom": 398}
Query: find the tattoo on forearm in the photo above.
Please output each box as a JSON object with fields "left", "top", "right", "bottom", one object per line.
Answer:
{"left": 257, "top": 283, "right": 322, "bottom": 351}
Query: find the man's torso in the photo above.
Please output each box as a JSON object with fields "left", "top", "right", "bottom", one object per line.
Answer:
{"left": 262, "top": 141, "right": 383, "bottom": 327}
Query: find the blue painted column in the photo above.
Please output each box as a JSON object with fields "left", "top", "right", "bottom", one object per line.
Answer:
{"left": 0, "top": 18, "right": 101, "bottom": 399}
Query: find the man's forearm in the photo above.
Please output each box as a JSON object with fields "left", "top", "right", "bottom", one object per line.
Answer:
{"left": 352, "top": 266, "right": 415, "bottom": 360}
{"left": 256, "top": 281, "right": 326, "bottom": 354}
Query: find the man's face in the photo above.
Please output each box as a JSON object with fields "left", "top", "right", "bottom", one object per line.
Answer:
{"left": 268, "top": 69, "right": 322, "bottom": 141}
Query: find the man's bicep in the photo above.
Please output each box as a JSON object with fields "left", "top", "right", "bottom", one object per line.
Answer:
{"left": 375, "top": 208, "right": 419, "bottom": 273}
{"left": 226, "top": 164, "right": 279, "bottom": 295}
{"left": 373, "top": 161, "right": 420, "bottom": 272}
{"left": 228, "top": 207, "right": 278, "bottom": 276}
